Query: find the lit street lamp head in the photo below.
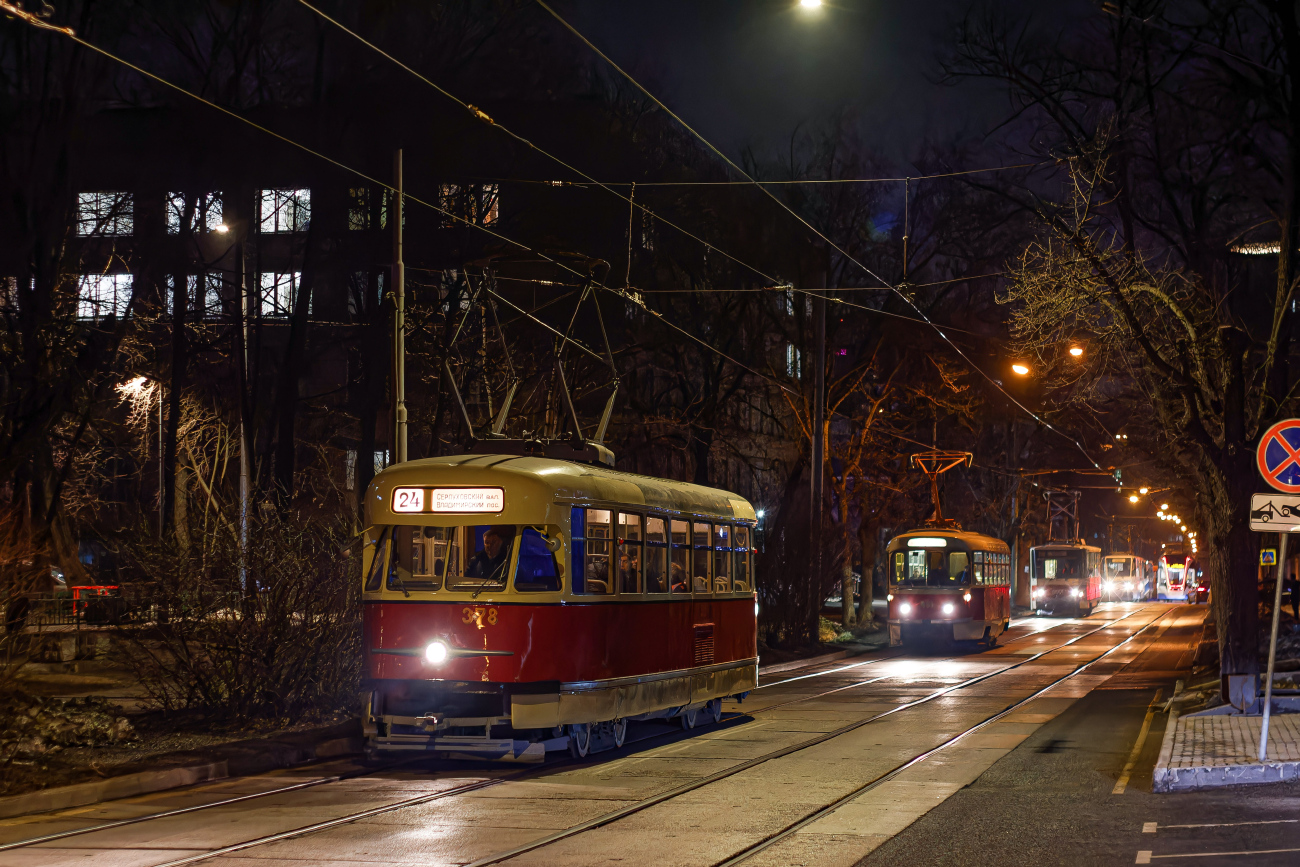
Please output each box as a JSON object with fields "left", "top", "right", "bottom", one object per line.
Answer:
{"left": 1011, "top": 363, "right": 1030, "bottom": 375}
{"left": 1069, "top": 346, "right": 1084, "bottom": 357}
{"left": 799, "top": 0, "right": 823, "bottom": 8}
{"left": 1128, "top": 494, "right": 1139, "bottom": 503}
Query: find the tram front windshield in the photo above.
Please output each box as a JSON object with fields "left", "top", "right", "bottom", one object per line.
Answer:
{"left": 370, "top": 524, "right": 560, "bottom": 593}
{"left": 893, "top": 548, "right": 971, "bottom": 587}
{"left": 1105, "top": 557, "right": 1134, "bottom": 578}
{"left": 1035, "top": 549, "right": 1085, "bottom": 581}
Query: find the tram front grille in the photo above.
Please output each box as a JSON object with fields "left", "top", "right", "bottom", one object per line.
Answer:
{"left": 694, "top": 623, "right": 715, "bottom": 665}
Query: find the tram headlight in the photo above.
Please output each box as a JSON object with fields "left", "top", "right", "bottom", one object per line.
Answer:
{"left": 1103, "top": 581, "right": 1114, "bottom": 593}
{"left": 942, "top": 603, "right": 955, "bottom": 616}
{"left": 887, "top": 594, "right": 894, "bottom": 602}
{"left": 424, "top": 640, "right": 449, "bottom": 665}
{"left": 1070, "top": 588, "right": 1080, "bottom": 598}
{"left": 962, "top": 592, "right": 971, "bottom": 602}
{"left": 1123, "top": 582, "right": 1133, "bottom": 591}
{"left": 898, "top": 602, "right": 912, "bottom": 616}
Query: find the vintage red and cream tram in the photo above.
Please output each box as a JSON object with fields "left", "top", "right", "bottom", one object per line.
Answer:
{"left": 1030, "top": 543, "right": 1102, "bottom": 615}
{"left": 1102, "top": 553, "right": 1153, "bottom": 602}
{"left": 885, "top": 530, "right": 1013, "bottom": 648}
{"left": 360, "top": 452, "right": 759, "bottom": 761}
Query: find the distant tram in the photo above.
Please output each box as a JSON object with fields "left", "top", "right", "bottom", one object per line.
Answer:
{"left": 1157, "top": 549, "right": 1190, "bottom": 601}
{"left": 1030, "top": 543, "right": 1102, "bottom": 616}
{"left": 360, "top": 452, "right": 759, "bottom": 761}
{"left": 886, "top": 530, "right": 1013, "bottom": 648}
{"left": 1102, "top": 553, "right": 1153, "bottom": 602}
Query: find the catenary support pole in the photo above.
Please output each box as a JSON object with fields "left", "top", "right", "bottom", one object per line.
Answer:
{"left": 810, "top": 289, "right": 826, "bottom": 639}
{"left": 237, "top": 238, "right": 250, "bottom": 592}
{"left": 393, "top": 149, "right": 407, "bottom": 464}
{"left": 1261, "top": 531, "right": 1288, "bottom": 760}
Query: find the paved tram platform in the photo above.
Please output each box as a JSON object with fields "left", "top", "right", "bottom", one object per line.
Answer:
{"left": 1154, "top": 711, "right": 1300, "bottom": 791}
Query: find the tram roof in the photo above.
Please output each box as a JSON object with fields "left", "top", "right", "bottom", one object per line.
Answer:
{"left": 886, "top": 528, "right": 1009, "bottom": 551}
{"left": 366, "top": 454, "right": 757, "bottom": 524}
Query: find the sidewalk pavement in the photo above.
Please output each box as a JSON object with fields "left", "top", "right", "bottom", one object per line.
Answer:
{"left": 1153, "top": 710, "right": 1300, "bottom": 791}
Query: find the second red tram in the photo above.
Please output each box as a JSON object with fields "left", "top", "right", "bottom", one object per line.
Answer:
{"left": 360, "top": 453, "right": 759, "bottom": 761}
{"left": 886, "top": 530, "right": 1013, "bottom": 648}
{"left": 1030, "top": 543, "right": 1102, "bottom": 615}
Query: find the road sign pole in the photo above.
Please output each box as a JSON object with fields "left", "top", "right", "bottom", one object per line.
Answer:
{"left": 1261, "top": 530, "right": 1288, "bottom": 760}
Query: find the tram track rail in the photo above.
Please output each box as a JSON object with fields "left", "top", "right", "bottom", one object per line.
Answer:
{"left": 0, "top": 603, "right": 1154, "bottom": 863}
{"left": 0, "top": 604, "right": 1168, "bottom": 864}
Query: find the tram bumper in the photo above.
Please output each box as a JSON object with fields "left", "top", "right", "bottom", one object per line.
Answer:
{"left": 889, "top": 619, "right": 975, "bottom": 645}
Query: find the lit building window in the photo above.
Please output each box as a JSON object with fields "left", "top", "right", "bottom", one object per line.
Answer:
{"left": 640, "top": 210, "right": 655, "bottom": 251}
{"left": 258, "top": 189, "right": 311, "bottom": 233}
{"left": 78, "top": 273, "right": 133, "bottom": 320}
{"left": 347, "top": 270, "right": 383, "bottom": 319}
{"left": 346, "top": 450, "right": 357, "bottom": 490}
{"left": 1, "top": 277, "right": 18, "bottom": 310}
{"left": 166, "top": 192, "right": 224, "bottom": 234}
{"left": 374, "top": 449, "right": 388, "bottom": 474}
{"left": 786, "top": 343, "right": 802, "bottom": 379}
{"left": 76, "top": 192, "right": 133, "bottom": 236}
{"left": 479, "top": 183, "right": 499, "bottom": 226}
{"left": 166, "top": 274, "right": 223, "bottom": 318}
{"left": 259, "top": 271, "right": 302, "bottom": 317}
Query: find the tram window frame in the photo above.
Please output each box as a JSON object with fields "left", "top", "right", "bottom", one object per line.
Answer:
{"left": 973, "top": 550, "right": 984, "bottom": 585}
{"left": 670, "top": 519, "right": 691, "bottom": 593}
{"left": 712, "top": 524, "right": 732, "bottom": 594}
{"left": 733, "top": 525, "right": 752, "bottom": 592}
{"left": 692, "top": 521, "right": 713, "bottom": 594}
{"left": 645, "top": 515, "right": 669, "bottom": 593}
{"left": 617, "top": 512, "right": 643, "bottom": 594}
{"left": 364, "top": 527, "right": 390, "bottom": 592}
{"left": 571, "top": 507, "right": 615, "bottom": 596}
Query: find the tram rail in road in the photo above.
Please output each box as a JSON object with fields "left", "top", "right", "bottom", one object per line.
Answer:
{"left": 0, "top": 607, "right": 1116, "bottom": 853}
{"left": 4, "top": 605, "right": 1170, "bottom": 867}
{"left": 0, "top": 604, "right": 1161, "bottom": 861}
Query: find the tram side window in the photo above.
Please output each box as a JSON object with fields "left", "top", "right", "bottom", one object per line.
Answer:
{"left": 645, "top": 516, "right": 669, "bottom": 593}
{"left": 618, "top": 512, "right": 643, "bottom": 594}
{"left": 515, "top": 527, "right": 561, "bottom": 592}
{"left": 733, "top": 525, "right": 752, "bottom": 592}
{"left": 972, "top": 551, "right": 983, "bottom": 585}
{"left": 670, "top": 520, "right": 691, "bottom": 593}
{"left": 713, "top": 525, "right": 731, "bottom": 593}
{"left": 571, "top": 508, "right": 613, "bottom": 595}
{"left": 693, "top": 522, "right": 712, "bottom": 593}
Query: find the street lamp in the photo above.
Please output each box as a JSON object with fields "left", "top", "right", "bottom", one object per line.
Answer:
{"left": 1011, "top": 363, "right": 1030, "bottom": 376}
{"left": 1161, "top": 503, "right": 1169, "bottom": 510}
{"left": 1128, "top": 494, "right": 1139, "bottom": 503}
{"left": 1139, "top": 487, "right": 1149, "bottom": 494}
{"left": 1069, "top": 346, "right": 1084, "bottom": 357}
{"left": 799, "top": 0, "right": 823, "bottom": 8}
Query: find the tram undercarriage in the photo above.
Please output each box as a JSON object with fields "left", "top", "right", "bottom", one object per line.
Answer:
{"left": 363, "top": 659, "right": 757, "bottom": 761}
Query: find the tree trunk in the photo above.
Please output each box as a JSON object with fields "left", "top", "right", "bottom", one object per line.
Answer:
{"left": 163, "top": 268, "right": 188, "bottom": 535}
{"left": 858, "top": 522, "right": 877, "bottom": 625}
{"left": 691, "top": 425, "right": 713, "bottom": 486}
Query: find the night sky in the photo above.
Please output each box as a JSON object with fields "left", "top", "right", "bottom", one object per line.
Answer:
{"left": 565, "top": 0, "right": 1092, "bottom": 166}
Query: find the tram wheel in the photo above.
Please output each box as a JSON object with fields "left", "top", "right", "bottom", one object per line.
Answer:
{"left": 680, "top": 708, "right": 698, "bottom": 729}
{"left": 612, "top": 718, "right": 627, "bottom": 748}
{"left": 707, "top": 699, "right": 723, "bottom": 724}
{"left": 568, "top": 723, "right": 592, "bottom": 758}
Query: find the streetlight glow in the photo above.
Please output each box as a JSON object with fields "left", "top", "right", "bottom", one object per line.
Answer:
{"left": 1139, "top": 487, "right": 1149, "bottom": 494}
{"left": 1011, "top": 363, "right": 1030, "bottom": 375}
{"left": 799, "top": 0, "right": 822, "bottom": 7}
{"left": 1128, "top": 494, "right": 1139, "bottom": 503}
{"left": 1161, "top": 503, "right": 1169, "bottom": 510}
{"left": 1069, "top": 346, "right": 1084, "bottom": 357}
{"left": 214, "top": 224, "right": 230, "bottom": 234}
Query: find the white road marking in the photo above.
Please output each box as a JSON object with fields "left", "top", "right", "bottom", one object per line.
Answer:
{"left": 1143, "top": 822, "right": 1158, "bottom": 834}
{"left": 1137, "top": 851, "right": 1152, "bottom": 864}
{"left": 1114, "top": 689, "right": 1164, "bottom": 794}
{"left": 1146, "top": 847, "right": 1300, "bottom": 859}
{"left": 1160, "top": 818, "right": 1300, "bottom": 830}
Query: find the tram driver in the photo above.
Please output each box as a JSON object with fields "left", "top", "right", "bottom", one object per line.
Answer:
{"left": 467, "top": 525, "right": 515, "bottom": 581}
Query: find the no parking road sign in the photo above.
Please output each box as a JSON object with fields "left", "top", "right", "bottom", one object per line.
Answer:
{"left": 1257, "top": 419, "right": 1300, "bottom": 493}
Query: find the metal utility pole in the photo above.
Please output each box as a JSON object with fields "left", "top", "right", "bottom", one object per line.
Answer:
{"left": 810, "top": 289, "right": 826, "bottom": 636}
{"left": 393, "top": 149, "right": 408, "bottom": 464}
{"left": 237, "top": 237, "right": 250, "bottom": 591}
{"left": 1261, "top": 531, "right": 1289, "bottom": 760}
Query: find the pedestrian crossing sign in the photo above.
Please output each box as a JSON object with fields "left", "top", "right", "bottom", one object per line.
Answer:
{"left": 1261, "top": 549, "right": 1277, "bottom": 565}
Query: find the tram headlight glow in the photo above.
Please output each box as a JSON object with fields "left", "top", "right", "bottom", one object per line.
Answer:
{"left": 1103, "top": 581, "right": 1113, "bottom": 592}
{"left": 887, "top": 594, "right": 894, "bottom": 602}
{"left": 942, "top": 603, "right": 955, "bottom": 616}
{"left": 963, "top": 592, "right": 971, "bottom": 602}
{"left": 899, "top": 602, "right": 912, "bottom": 616}
{"left": 424, "top": 640, "right": 449, "bottom": 665}
{"left": 1070, "top": 588, "right": 1080, "bottom": 598}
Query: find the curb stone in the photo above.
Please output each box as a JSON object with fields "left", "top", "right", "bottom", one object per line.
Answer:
{"left": 0, "top": 720, "right": 363, "bottom": 820}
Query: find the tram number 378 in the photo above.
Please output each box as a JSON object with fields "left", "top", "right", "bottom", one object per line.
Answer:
{"left": 462, "top": 607, "right": 498, "bottom": 626}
